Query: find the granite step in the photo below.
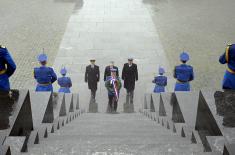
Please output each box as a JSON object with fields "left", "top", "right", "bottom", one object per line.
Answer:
{"left": 21, "top": 113, "right": 207, "bottom": 155}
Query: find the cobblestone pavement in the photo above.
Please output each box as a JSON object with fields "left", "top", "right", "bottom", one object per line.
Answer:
{"left": 0, "top": 0, "right": 76, "bottom": 89}
{"left": 2, "top": 0, "right": 235, "bottom": 91}
{"left": 144, "top": 0, "right": 235, "bottom": 90}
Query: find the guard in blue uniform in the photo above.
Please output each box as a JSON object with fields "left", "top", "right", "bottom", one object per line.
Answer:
{"left": 34, "top": 54, "right": 57, "bottom": 92}
{"left": 0, "top": 45, "right": 16, "bottom": 91}
{"left": 219, "top": 44, "right": 235, "bottom": 89}
{"left": 58, "top": 67, "right": 72, "bottom": 93}
{"left": 174, "top": 52, "right": 194, "bottom": 91}
{"left": 152, "top": 67, "right": 167, "bottom": 93}
{"left": 0, "top": 46, "right": 16, "bottom": 129}
{"left": 219, "top": 44, "right": 235, "bottom": 127}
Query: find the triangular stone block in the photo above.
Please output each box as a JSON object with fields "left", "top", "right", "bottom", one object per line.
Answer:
{"left": 0, "top": 145, "right": 11, "bottom": 155}
{"left": 181, "top": 128, "right": 186, "bottom": 137}
{"left": 171, "top": 93, "right": 185, "bottom": 123}
{"left": 173, "top": 124, "right": 176, "bottom": 133}
{"left": 167, "top": 121, "right": 170, "bottom": 129}
{"left": 7, "top": 90, "right": 33, "bottom": 141}
{"left": 191, "top": 132, "right": 197, "bottom": 144}
{"left": 59, "top": 94, "right": 66, "bottom": 117}
{"left": 159, "top": 95, "right": 166, "bottom": 116}
{"left": 51, "top": 126, "right": 54, "bottom": 133}
{"left": 30, "top": 91, "right": 53, "bottom": 128}
{"left": 44, "top": 128, "right": 48, "bottom": 138}
{"left": 42, "top": 93, "right": 54, "bottom": 123}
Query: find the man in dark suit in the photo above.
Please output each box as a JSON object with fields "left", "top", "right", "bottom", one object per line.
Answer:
{"left": 104, "top": 61, "right": 119, "bottom": 81}
{"left": 85, "top": 58, "right": 100, "bottom": 104}
{"left": 122, "top": 57, "right": 138, "bottom": 104}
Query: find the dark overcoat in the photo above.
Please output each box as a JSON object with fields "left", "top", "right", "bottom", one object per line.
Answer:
{"left": 85, "top": 65, "right": 100, "bottom": 91}
{"left": 121, "top": 63, "right": 138, "bottom": 91}
{"left": 104, "top": 66, "right": 119, "bottom": 81}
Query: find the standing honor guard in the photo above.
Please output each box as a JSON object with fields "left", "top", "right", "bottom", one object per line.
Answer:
{"left": 0, "top": 45, "right": 16, "bottom": 91}
{"left": 58, "top": 67, "right": 72, "bottom": 93}
{"left": 104, "top": 61, "right": 119, "bottom": 81}
{"left": 34, "top": 53, "right": 57, "bottom": 92}
{"left": 173, "top": 52, "right": 194, "bottom": 91}
{"left": 0, "top": 45, "right": 17, "bottom": 129}
{"left": 85, "top": 58, "right": 100, "bottom": 104}
{"left": 122, "top": 57, "right": 138, "bottom": 104}
{"left": 152, "top": 67, "right": 167, "bottom": 93}
{"left": 105, "top": 68, "right": 122, "bottom": 112}
{"left": 218, "top": 44, "right": 235, "bottom": 127}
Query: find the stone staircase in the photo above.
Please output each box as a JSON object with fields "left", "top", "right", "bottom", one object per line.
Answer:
{"left": 1, "top": 90, "right": 235, "bottom": 155}
{"left": 23, "top": 113, "right": 208, "bottom": 155}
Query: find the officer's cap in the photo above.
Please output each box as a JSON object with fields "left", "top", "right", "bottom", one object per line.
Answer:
{"left": 38, "top": 54, "right": 47, "bottom": 62}
{"left": 128, "top": 57, "right": 133, "bottom": 61}
{"left": 180, "top": 52, "right": 189, "bottom": 61}
{"left": 110, "top": 68, "right": 117, "bottom": 72}
{"left": 90, "top": 58, "right": 96, "bottom": 61}
{"left": 60, "top": 67, "right": 67, "bottom": 75}
{"left": 159, "top": 67, "right": 165, "bottom": 74}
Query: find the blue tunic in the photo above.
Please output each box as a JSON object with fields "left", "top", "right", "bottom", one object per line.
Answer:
{"left": 174, "top": 64, "right": 194, "bottom": 91}
{"left": 58, "top": 76, "right": 72, "bottom": 93}
{"left": 0, "top": 47, "right": 16, "bottom": 91}
{"left": 219, "top": 45, "right": 235, "bottom": 89}
{"left": 152, "top": 75, "right": 167, "bottom": 93}
{"left": 34, "top": 66, "right": 57, "bottom": 92}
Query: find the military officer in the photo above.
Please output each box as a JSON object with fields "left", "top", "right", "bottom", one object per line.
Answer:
{"left": 58, "top": 67, "right": 72, "bottom": 93}
{"left": 219, "top": 44, "right": 235, "bottom": 127}
{"left": 0, "top": 45, "right": 16, "bottom": 91}
{"left": 173, "top": 52, "right": 194, "bottom": 91}
{"left": 34, "top": 53, "right": 57, "bottom": 92}
{"left": 104, "top": 61, "right": 119, "bottom": 81}
{"left": 152, "top": 67, "right": 167, "bottom": 93}
{"left": 85, "top": 58, "right": 100, "bottom": 104}
{"left": 122, "top": 57, "right": 138, "bottom": 104}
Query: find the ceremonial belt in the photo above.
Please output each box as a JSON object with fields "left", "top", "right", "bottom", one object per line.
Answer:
{"left": 38, "top": 82, "right": 51, "bottom": 86}
{"left": 176, "top": 80, "right": 189, "bottom": 83}
{"left": 0, "top": 69, "right": 6, "bottom": 75}
{"left": 227, "top": 67, "right": 235, "bottom": 74}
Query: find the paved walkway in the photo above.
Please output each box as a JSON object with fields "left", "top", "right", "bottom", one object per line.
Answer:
{"left": 53, "top": 0, "right": 174, "bottom": 112}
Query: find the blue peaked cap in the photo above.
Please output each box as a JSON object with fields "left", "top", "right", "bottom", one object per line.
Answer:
{"left": 60, "top": 67, "right": 67, "bottom": 75}
{"left": 159, "top": 67, "right": 165, "bottom": 74}
{"left": 180, "top": 52, "right": 189, "bottom": 61}
{"left": 38, "top": 54, "right": 47, "bottom": 62}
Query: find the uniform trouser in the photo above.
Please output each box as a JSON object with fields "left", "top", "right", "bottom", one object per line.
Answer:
{"left": 108, "top": 95, "right": 117, "bottom": 112}
{"left": 126, "top": 90, "right": 134, "bottom": 104}
{"left": 223, "top": 89, "right": 235, "bottom": 127}
{"left": 0, "top": 91, "right": 14, "bottom": 129}
{"left": 90, "top": 90, "right": 96, "bottom": 104}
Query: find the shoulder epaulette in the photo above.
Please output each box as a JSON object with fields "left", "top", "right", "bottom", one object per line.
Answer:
{"left": 0, "top": 45, "right": 6, "bottom": 48}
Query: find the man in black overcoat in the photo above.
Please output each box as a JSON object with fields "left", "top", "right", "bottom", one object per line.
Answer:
{"left": 122, "top": 57, "right": 138, "bottom": 104}
{"left": 85, "top": 58, "right": 100, "bottom": 104}
{"left": 104, "top": 61, "right": 119, "bottom": 81}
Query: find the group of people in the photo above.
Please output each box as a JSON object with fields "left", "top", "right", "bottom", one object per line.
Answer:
{"left": 152, "top": 52, "right": 194, "bottom": 93}
{"left": 0, "top": 44, "right": 235, "bottom": 114}
{"left": 85, "top": 58, "right": 138, "bottom": 112}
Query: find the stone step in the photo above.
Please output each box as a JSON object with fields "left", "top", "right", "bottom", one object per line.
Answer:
{"left": 26, "top": 143, "right": 204, "bottom": 155}
{"left": 34, "top": 135, "right": 191, "bottom": 145}
{"left": 22, "top": 113, "right": 208, "bottom": 155}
